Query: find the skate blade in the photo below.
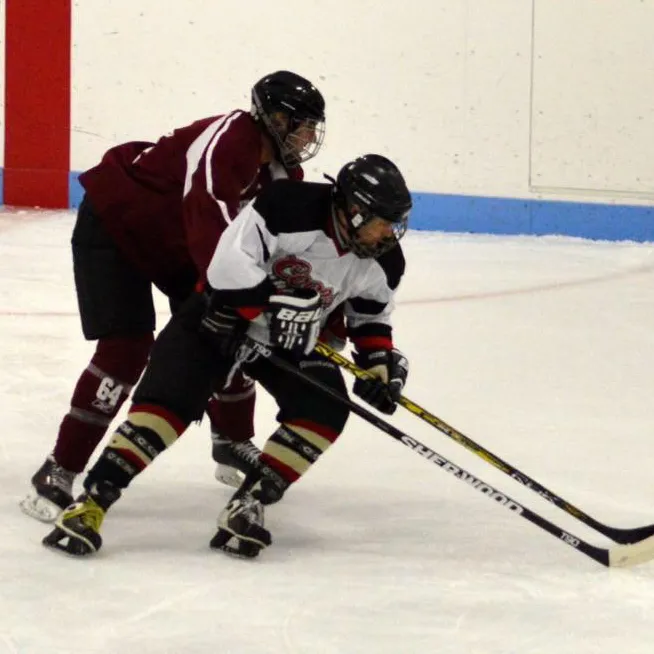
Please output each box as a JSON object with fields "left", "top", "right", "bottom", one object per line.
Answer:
{"left": 19, "top": 493, "right": 65, "bottom": 523}
{"left": 209, "top": 529, "right": 267, "bottom": 559}
{"left": 42, "top": 526, "right": 99, "bottom": 556}
{"left": 214, "top": 464, "right": 244, "bottom": 489}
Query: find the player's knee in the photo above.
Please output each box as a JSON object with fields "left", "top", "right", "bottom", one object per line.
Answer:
{"left": 94, "top": 333, "right": 154, "bottom": 385}
{"left": 320, "top": 402, "right": 349, "bottom": 436}
{"left": 294, "top": 358, "right": 350, "bottom": 434}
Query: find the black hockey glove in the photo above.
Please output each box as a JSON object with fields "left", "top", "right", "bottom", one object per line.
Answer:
{"left": 199, "top": 294, "right": 248, "bottom": 358}
{"left": 352, "top": 348, "right": 409, "bottom": 415}
{"left": 267, "top": 288, "right": 322, "bottom": 357}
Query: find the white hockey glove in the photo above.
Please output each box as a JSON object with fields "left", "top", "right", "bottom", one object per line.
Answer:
{"left": 267, "top": 288, "right": 322, "bottom": 357}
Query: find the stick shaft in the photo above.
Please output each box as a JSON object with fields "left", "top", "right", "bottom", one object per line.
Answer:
{"left": 248, "top": 339, "right": 612, "bottom": 566}
{"left": 315, "top": 342, "right": 654, "bottom": 545}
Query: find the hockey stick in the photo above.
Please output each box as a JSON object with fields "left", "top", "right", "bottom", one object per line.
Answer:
{"left": 245, "top": 338, "right": 654, "bottom": 568}
{"left": 314, "top": 342, "right": 654, "bottom": 546}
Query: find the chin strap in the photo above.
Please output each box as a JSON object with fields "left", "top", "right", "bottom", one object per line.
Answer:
{"left": 329, "top": 204, "right": 350, "bottom": 253}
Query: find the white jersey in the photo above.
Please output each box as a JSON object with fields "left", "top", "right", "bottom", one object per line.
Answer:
{"left": 206, "top": 179, "right": 405, "bottom": 348}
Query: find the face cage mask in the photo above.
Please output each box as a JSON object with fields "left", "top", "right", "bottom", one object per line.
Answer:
{"left": 281, "top": 116, "right": 325, "bottom": 167}
{"left": 264, "top": 113, "right": 325, "bottom": 168}
{"left": 347, "top": 215, "right": 408, "bottom": 259}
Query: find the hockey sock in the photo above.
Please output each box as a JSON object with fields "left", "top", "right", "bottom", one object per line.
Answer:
{"left": 206, "top": 371, "right": 256, "bottom": 442}
{"left": 84, "top": 403, "right": 187, "bottom": 489}
{"left": 53, "top": 334, "right": 153, "bottom": 473}
{"left": 257, "top": 420, "right": 341, "bottom": 496}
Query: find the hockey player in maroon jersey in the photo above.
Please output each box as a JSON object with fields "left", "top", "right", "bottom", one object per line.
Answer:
{"left": 43, "top": 154, "right": 412, "bottom": 559}
{"left": 21, "top": 71, "right": 326, "bottom": 522}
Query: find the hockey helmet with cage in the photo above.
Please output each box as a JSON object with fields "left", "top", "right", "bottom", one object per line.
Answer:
{"left": 251, "top": 70, "right": 326, "bottom": 168}
{"left": 331, "top": 154, "right": 412, "bottom": 258}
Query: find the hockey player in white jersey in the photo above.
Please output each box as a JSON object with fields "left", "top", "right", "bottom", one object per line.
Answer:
{"left": 43, "top": 154, "right": 412, "bottom": 558}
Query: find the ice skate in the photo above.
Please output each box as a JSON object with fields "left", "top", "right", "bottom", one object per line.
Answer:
{"left": 210, "top": 488, "right": 271, "bottom": 558}
{"left": 20, "top": 456, "right": 76, "bottom": 523}
{"left": 211, "top": 435, "right": 262, "bottom": 488}
{"left": 43, "top": 481, "right": 121, "bottom": 556}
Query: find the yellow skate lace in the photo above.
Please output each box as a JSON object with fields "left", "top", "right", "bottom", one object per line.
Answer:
{"left": 64, "top": 497, "right": 105, "bottom": 533}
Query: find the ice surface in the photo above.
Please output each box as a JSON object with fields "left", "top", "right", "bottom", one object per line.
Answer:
{"left": 1, "top": 209, "right": 653, "bottom": 653}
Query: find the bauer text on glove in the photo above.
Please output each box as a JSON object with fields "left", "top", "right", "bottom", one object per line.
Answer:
{"left": 267, "top": 288, "right": 322, "bottom": 357}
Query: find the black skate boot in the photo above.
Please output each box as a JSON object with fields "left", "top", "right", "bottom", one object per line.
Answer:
{"left": 42, "top": 480, "right": 121, "bottom": 556}
{"left": 20, "top": 456, "right": 76, "bottom": 523}
{"left": 210, "top": 488, "right": 271, "bottom": 558}
{"left": 211, "top": 434, "right": 262, "bottom": 488}
{"left": 210, "top": 466, "right": 290, "bottom": 558}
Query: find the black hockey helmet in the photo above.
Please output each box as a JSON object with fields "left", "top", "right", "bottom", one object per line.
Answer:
{"left": 251, "top": 70, "right": 326, "bottom": 168}
{"left": 331, "top": 154, "right": 412, "bottom": 258}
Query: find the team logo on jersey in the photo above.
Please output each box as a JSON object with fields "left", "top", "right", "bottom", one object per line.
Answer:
{"left": 272, "top": 256, "right": 335, "bottom": 307}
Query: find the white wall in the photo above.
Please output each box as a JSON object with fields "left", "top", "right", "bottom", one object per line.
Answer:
{"left": 531, "top": 0, "right": 654, "bottom": 200}
{"left": 70, "top": 0, "right": 654, "bottom": 204}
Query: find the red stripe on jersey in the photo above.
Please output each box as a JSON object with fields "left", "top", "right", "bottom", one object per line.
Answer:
{"left": 5, "top": 0, "right": 71, "bottom": 207}
{"left": 237, "top": 306, "right": 266, "bottom": 320}
{"left": 353, "top": 336, "right": 394, "bottom": 351}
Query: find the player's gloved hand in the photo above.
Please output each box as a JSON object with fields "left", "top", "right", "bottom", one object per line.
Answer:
{"left": 267, "top": 288, "right": 322, "bottom": 357}
{"left": 199, "top": 293, "right": 248, "bottom": 358}
{"left": 352, "top": 348, "right": 409, "bottom": 415}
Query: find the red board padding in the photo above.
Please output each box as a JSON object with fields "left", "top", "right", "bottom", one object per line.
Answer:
{"left": 4, "top": 0, "right": 71, "bottom": 207}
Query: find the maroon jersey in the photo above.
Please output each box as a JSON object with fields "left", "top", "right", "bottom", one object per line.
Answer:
{"left": 79, "top": 110, "right": 302, "bottom": 295}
